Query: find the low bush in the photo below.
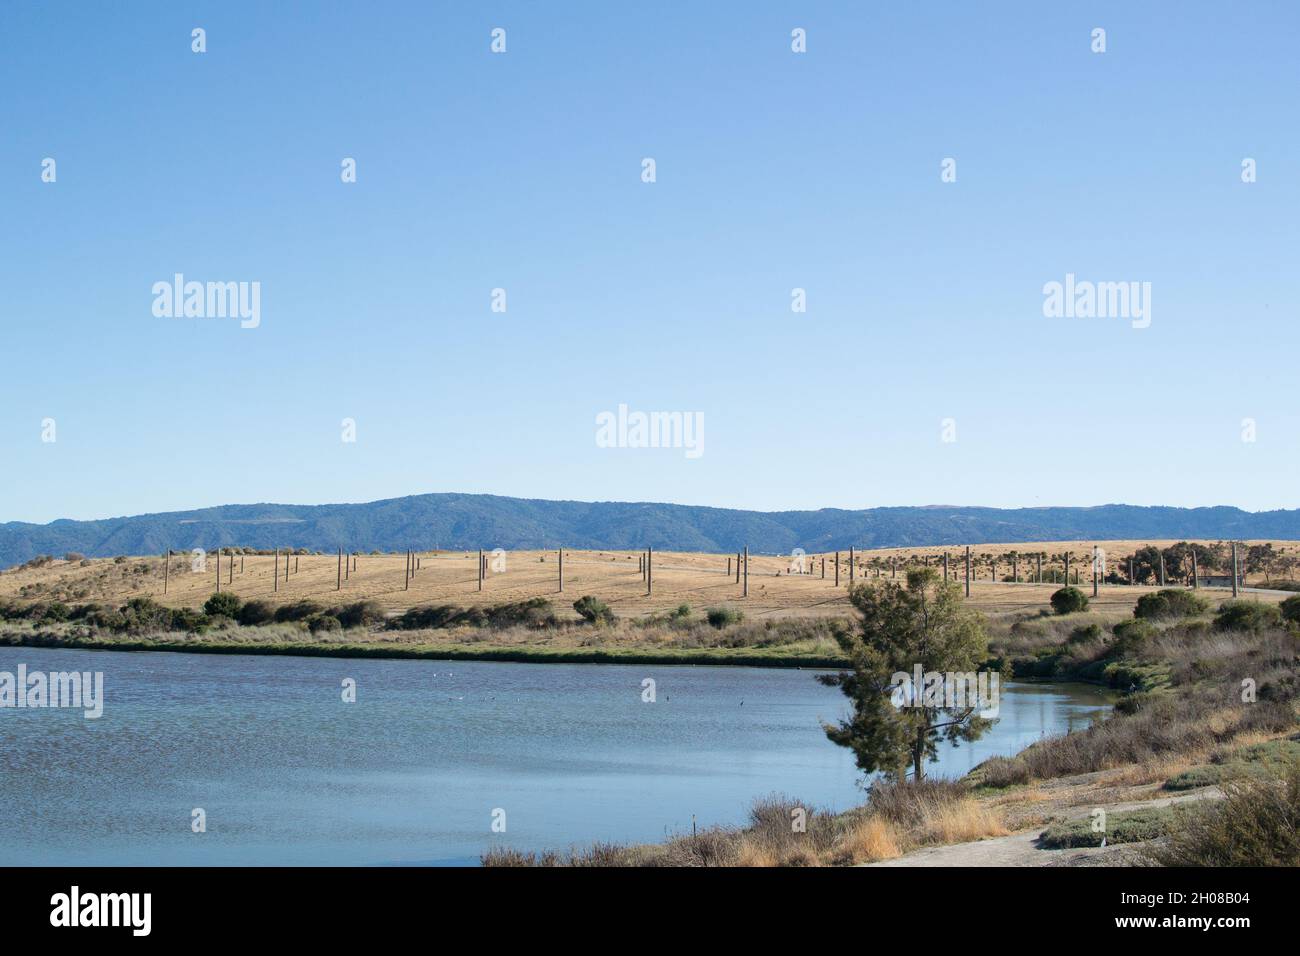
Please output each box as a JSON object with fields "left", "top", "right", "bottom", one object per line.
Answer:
{"left": 974, "top": 756, "right": 1031, "bottom": 789}
{"left": 389, "top": 599, "right": 557, "bottom": 631}
{"left": 333, "top": 600, "right": 386, "bottom": 629}
{"left": 1039, "top": 806, "right": 1176, "bottom": 849}
{"left": 573, "top": 596, "right": 615, "bottom": 625}
{"left": 237, "top": 600, "right": 275, "bottom": 626}
{"left": 1050, "top": 587, "right": 1088, "bottom": 616}
{"left": 1110, "top": 619, "right": 1158, "bottom": 658}
{"left": 275, "top": 600, "right": 325, "bottom": 623}
{"left": 1067, "top": 623, "right": 1102, "bottom": 645}
{"left": 706, "top": 606, "right": 745, "bottom": 629}
{"left": 1134, "top": 589, "right": 1209, "bottom": 621}
{"left": 203, "top": 592, "right": 242, "bottom": 619}
{"left": 1214, "top": 600, "right": 1282, "bottom": 633}
{"left": 307, "top": 614, "right": 342, "bottom": 634}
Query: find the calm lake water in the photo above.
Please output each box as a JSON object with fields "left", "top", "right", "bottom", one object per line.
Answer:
{"left": 0, "top": 647, "right": 1110, "bottom": 865}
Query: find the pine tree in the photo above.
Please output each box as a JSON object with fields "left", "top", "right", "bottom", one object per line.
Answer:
{"left": 819, "top": 568, "right": 996, "bottom": 781}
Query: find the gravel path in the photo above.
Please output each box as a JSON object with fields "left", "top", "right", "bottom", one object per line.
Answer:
{"left": 864, "top": 788, "right": 1221, "bottom": 867}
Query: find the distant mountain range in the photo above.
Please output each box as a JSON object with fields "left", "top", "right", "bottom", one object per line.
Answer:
{"left": 3, "top": 494, "right": 1300, "bottom": 570}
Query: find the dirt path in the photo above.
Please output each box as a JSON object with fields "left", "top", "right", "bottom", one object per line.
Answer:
{"left": 865, "top": 788, "right": 1221, "bottom": 867}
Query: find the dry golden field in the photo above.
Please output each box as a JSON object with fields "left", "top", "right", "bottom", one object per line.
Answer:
{"left": 2, "top": 540, "right": 1293, "bottom": 621}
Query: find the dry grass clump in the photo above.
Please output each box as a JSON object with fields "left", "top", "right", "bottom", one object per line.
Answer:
{"left": 867, "top": 778, "right": 1007, "bottom": 844}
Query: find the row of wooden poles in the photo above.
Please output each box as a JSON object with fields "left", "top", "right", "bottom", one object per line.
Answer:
{"left": 790, "top": 542, "right": 1244, "bottom": 599}
{"left": 161, "top": 542, "right": 1246, "bottom": 601}
{"left": 162, "top": 547, "right": 357, "bottom": 595}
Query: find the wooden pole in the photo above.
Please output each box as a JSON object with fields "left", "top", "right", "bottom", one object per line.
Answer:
{"left": 1191, "top": 550, "right": 1198, "bottom": 588}
{"left": 1159, "top": 554, "right": 1166, "bottom": 587}
{"left": 215, "top": 547, "right": 220, "bottom": 593}
{"left": 821, "top": 557, "right": 826, "bottom": 579}
{"left": 835, "top": 551, "right": 840, "bottom": 587}
{"left": 964, "top": 546, "right": 970, "bottom": 597}
{"left": 274, "top": 549, "right": 279, "bottom": 592}
{"left": 478, "top": 549, "right": 483, "bottom": 592}
{"left": 1092, "top": 546, "right": 1099, "bottom": 597}
{"left": 1013, "top": 553, "right": 1018, "bottom": 583}
{"left": 727, "top": 557, "right": 731, "bottom": 577}
{"left": 294, "top": 554, "right": 299, "bottom": 574}
{"left": 849, "top": 547, "right": 855, "bottom": 586}
{"left": 558, "top": 547, "right": 564, "bottom": 593}
{"left": 1232, "top": 542, "right": 1239, "bottom": 597}
{"left": 1063, "top": 552, "right": 1069, "bottom": 587}
{"left": 337, "top": 548, "right": 342, "bottom": 591}
{"left": 943, "top": 552, "right": 948, "bottom": 580}
{"left": 1037, "top": 553, "right": 1042, "bottom": 583}
{"left": 228, "top": 550, "right": 233, "bottom": 585}
{"left": 405, "top": 550, "right": 410, "bottom": 591}
{"left": 742, "top": 546, "right": 747, "bottom": 597}
{"left": 647, "top": 546, "right": 653, "bottom": 596}
{"left": 891, "top": 557, "right": 896, "bottom": 578}
{"left": 1129, "top": 556, "right": 1134, "bottom": 585}
{"left": 240, "top": 554, "right": 244, "bottom": 574}
{"left": 163, "top": 549, "right": 169, "bottom": 595}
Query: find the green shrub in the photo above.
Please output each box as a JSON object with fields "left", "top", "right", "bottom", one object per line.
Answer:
{"left": 237, "top": 600, "right": 275, "bottom": 626}
{"left": 1134, "top": 588, "right": 1209, "bottom": 621}
{"left": 203, "top": 592, "right": 242, "bottom": 619}
{"left": 705, "top": 606, "right": 745, "bottom": 629}
{"left": 1214, "top": 600, "right": 1282, "bottom": 633}
{"left": 1280, "top": 594, "right": 1300, "bottom": 624}
{"left": 1050, "top": 587, "right": 1089, "bottom": 615}
{"left": 573, "top": 596, "right": 615, "bottom": 625}
{"left": 36, "top": 602, "right": 71, "bottom": 623}
{"left": 308, "top": 614, "right": 342, "bottom": 634}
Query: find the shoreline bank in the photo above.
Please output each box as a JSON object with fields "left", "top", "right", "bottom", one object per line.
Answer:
{"left": 0, "top": 630, "right": 847, "bottom": 669}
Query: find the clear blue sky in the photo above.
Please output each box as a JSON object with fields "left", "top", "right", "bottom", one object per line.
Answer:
{"left": 2, "top": 1, "right": 1296, "bottom": 524}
